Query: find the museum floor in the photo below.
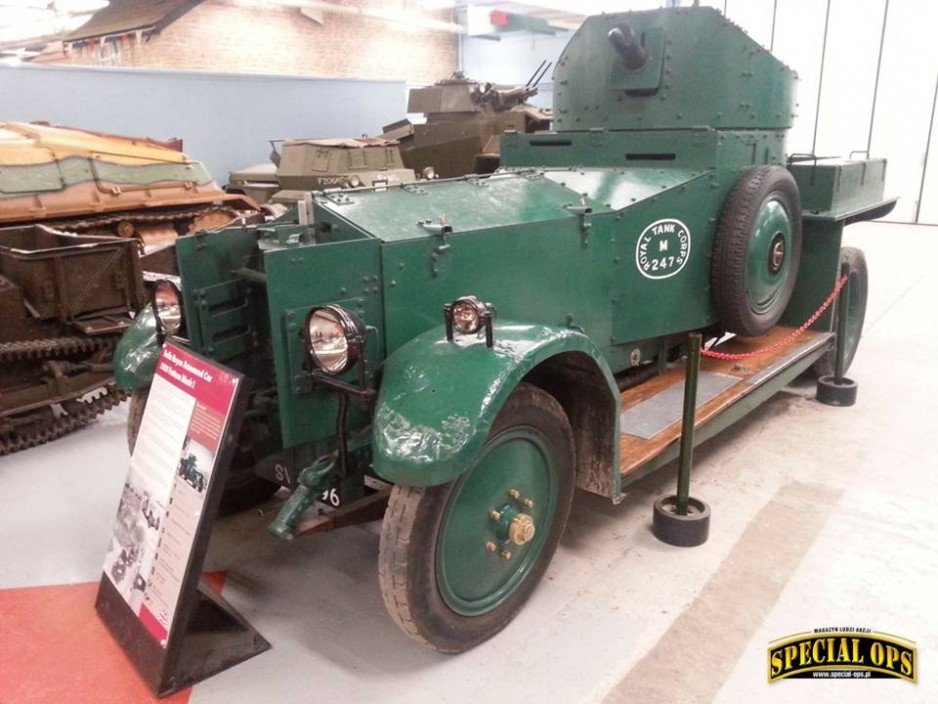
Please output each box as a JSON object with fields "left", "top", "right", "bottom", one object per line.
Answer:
{"left": 1, "top": 220, "right": 934, "bottom": 704}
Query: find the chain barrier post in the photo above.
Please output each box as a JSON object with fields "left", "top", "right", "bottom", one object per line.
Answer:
{"left": 833, "top": 261, "right": 850, "bottom": 383}
{"left": 652, "top": 332, "right": 710, "bottom": 547}
{"left": 675, "top": 333, "right": 701, "bottom": 515}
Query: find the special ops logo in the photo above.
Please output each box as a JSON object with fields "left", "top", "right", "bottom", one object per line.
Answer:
{"left": 635, "top": 218, "right": 691, "bottom": 279}
{"left": 768, "top": 629, "right": 917, "bottom": 682}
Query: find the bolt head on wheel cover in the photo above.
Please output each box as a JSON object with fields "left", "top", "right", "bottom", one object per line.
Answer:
{"left": 435, "top": 427, "right": 557, "bottom": 617}
{"left": 652, "top": 495, "right": 711, "bottom": 547}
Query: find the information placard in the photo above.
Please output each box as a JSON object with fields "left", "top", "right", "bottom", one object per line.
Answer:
{"left": 96, "top": 342, "right": 269, "bottom": 696}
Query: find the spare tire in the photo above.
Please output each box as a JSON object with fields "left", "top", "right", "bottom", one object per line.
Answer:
{"left": 711, "top": 165, "right": 802, "bottom": 336}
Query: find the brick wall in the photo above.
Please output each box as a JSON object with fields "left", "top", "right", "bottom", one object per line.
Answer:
{"left": 43, "top": 0, "right": 458, "bottom": 84}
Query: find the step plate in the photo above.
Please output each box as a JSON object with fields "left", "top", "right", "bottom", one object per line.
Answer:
{"left": 619, "top": 372, "right": 740, "bottom": 439}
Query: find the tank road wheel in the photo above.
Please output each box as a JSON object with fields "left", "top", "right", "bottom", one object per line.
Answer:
{"left": 711, "top": 165, "right": 803, "bottom": 337}
{"left": 812, "top": 247, "right": 869, "bottom": 378}
{"left": 126, "top": 387, "right": 279, "bottom": 515}
{"left": 378, "top": 383, "right": 575, "bottom": 652}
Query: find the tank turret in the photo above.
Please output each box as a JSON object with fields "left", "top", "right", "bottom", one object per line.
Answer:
{"left": 382, "top": 71, "right": 552, "bottom": 177}
{"left": 551, "top": 7, "right": 795, "bottom": 133}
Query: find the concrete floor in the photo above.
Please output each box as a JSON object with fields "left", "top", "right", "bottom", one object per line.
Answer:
{"left": 0, "top": 220, "right": 935, "bottom": 703}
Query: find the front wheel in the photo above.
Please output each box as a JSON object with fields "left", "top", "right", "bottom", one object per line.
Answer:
{"left": 378, "top": 383, "right": 575, "bottom": 652}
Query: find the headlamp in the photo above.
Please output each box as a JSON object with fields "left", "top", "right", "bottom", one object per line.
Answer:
{"left": 305, "top": 304, "right": 365, "bottom": 375}
{"left": 444, "top": 295, "right": 495, "bottom": 347}
{"left": 152, "top": 279, "right": 184, "bottom": 336}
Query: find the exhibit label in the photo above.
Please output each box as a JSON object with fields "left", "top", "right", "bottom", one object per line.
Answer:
{"left": 103, "top": 342, "right": 241, "bottom": 647}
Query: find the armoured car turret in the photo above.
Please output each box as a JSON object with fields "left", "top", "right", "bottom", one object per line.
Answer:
{"left": 381, "top": 71, "right": 552, "bottom": 177}
{"left": 113, "top": 6, "right": 895, "bottom": 653}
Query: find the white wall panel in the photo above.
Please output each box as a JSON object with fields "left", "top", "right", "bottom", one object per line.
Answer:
{"left": 724, "top": 0, "right": 776, "bottom": 50}
{"left": 0, "top": 65, "right": 406, "bottom": 183}
{"left": 915, "top": 77, "right": 938, "bottom": 224}
{"left": 771, "top": 0, "right": 828, "bottom": 156}
{"left": 871, "top": 0, "right": 938, "bottom": 222}
{"left": 813, "top": 0, "right": 886, "bottom": 160}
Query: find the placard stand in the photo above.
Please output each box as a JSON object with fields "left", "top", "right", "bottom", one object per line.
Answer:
{"left": 96, "top": 343, "right": 270, "bottom": 697}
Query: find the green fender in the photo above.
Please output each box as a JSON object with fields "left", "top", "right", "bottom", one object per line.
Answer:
{"left": 372, "top": 322, "right": 620, "bottom": 488}
{"left": 113, "top": 306, "right": 160, "bottom": 390}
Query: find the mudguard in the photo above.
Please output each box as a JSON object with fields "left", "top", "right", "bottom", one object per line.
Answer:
{"left": 113, "top": 306, "right": 160, "bottom": 390}
{"left": 373, "top": 322, "right": 619, "bottom": 487}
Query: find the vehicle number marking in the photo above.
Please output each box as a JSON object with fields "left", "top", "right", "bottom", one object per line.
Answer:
{"left": 635, "top": 218, "right": 691, "bottom": 279}
{"left": 320, "top": 488, "right": 341, "bottom": 507}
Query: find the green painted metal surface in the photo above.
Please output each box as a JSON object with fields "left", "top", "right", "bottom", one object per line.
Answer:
{"left": 263, "top": 237, "right": 383, "bottom": 448}
{"left": 552, "top": 7, "right": 795, "bottom": 132}
{"left": 373, "top": 322, "right": 617, "bottom": 487}
{"left": 791, "top": 159, "right": 888, "bottom": 218}
{"left": 113, "top": 4, "right": 892, "bottom": 504}
{"left": 113, "top": 306, "right": 159, "bottom": 390}
{"left": 435, "top": 427, "right": 556, "bottom": 616}
{"left": 0, "top": 158, "right": 214, "bottom": 197}
{"left": 746, "top": 195, "right": 793, "bottom": 315}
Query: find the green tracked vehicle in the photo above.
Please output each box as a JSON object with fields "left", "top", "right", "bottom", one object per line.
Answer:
{"left": 114, "top": 6, "right": 894, "bottom": 651}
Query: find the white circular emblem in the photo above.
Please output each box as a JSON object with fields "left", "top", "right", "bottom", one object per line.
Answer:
{"left": 635, "top": 218, "right": 691, "bottom": 279}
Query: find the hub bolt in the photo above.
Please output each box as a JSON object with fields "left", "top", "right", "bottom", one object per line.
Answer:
{"left": 485, "top": 541, "right": 497, "bottom": 553}
{"left": 500, "top": 550, "right": 512, "bottom": 560}
{"left": 508, "top": 488, "right": 520, "bottom": 499}
{"left": 523, "top": 498, "right": 534, "bottom": 509}
{"left": 509, "top": 514, "right": 536, "bottom": 545}
{"left": 489, "top": 509, "right": 501, "bottom": 521}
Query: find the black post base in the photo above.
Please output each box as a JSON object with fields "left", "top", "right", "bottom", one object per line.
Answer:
{"left": 816, "top": 375, "right": 858, "bottom": 407}
{"left": 652, "top": 495, "right": 710, "bottom": 547}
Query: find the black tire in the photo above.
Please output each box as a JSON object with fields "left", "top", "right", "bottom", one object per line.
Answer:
{"left": 712, "top": 165, "right": 803, "bottom": 336}
{"left": 378, "top": 383, "right": 575, "bottom": 653}
{"left": 812, "top": 247, "right": 868, "bottom": 378}
{"left": 126, "top": 386, "right": 279, "bottom": 515}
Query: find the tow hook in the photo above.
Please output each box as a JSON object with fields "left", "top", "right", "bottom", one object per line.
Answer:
{"left": 267, "top": 456, "right": 336, "bottom": 540}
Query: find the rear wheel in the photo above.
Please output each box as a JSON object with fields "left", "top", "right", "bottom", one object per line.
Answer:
{"left": 126, "top": 387, "right": 279, "bottom": 515}
{"left": 711, "top": 166, "right": 803, "bottom": 336}
{"left": 812, "top": 247, "right": 868, "bottom": 377}
{"left": 378, "top": 383, "right": 575, "bottom": 652}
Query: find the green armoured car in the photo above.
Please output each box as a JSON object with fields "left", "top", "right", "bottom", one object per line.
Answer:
{"left": 114, "top": 6, "right": 893, "bottom": 651}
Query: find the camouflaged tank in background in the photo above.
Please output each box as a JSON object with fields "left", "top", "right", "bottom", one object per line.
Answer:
{"left": 381, "top": 71, "right": 552, "bottom": 178}
{"left": 0, "top": 122, "right": 257, "bottom": 272}
{"left": 0, "top": 123, "right": 256, "bottom": 454}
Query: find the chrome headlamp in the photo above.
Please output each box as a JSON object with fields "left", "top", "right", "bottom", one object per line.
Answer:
{"left": 444, "top": 295, "right": 495, "bottom": 347}
{"left": 152, "top": 279, "right": 184, "bottom": 336}
{"left": 304, "top": 304, "right": 366, "bottom": 375}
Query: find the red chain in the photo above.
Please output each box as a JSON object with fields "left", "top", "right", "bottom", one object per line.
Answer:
{"left": 700, "top": 274, "right": 849, "bottom": 361}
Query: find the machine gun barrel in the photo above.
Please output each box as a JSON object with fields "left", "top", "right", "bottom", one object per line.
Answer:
{"left": 607, "top": 24, "right": 648, "bottom": 71}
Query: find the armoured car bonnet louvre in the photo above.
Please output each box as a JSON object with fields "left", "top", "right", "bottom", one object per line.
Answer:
{"left": 314, "top": 169, "right": 703, "bottom": 242}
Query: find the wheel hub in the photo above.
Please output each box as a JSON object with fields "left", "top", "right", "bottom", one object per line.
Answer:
{"left": 509, "top": 513, "right": 536, "bottom": 545}
{"left": 768, "top": 234, "right": 786, "bottom": 273}
{"left": 435, "top": 429, "right": 557, "bottom": 616}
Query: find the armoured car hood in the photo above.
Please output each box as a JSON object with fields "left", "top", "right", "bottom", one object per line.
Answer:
{"left": 313, "top": 168, "right": 704, "bottom": 242}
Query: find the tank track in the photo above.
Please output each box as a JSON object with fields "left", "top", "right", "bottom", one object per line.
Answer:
{"left": 0, "top": 385, "right": 127, "bottom": 456}
{"left": 55, "top": 204, "right": 240, "bottom": 233}
{"left": 0, "top": 335, "right": 125, "bottom": 455}
{"left": 0, "top": 334, "right": 117, "bottom": 362}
